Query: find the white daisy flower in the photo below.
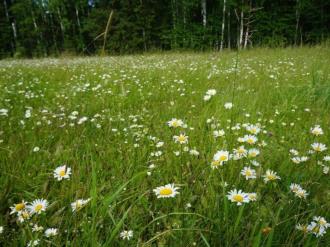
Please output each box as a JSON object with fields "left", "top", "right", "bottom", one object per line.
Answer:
{"left": 17, "top": 210, "right": 31, "bottom": 223}
{"left": 213, "top": 129, "right": 225, "bottom": 138}
{"left": 203, "top": 94, "right": 212, "bottom": 101}
{"left": 233, "top": 146, "right": 247, "bottom": 160}
{"left": 248, "top": 148, "right": 260, "bottom": 158}
{"left": 248, "top": 193, "right": 257, "bottom": 201}
{"left": 224, "top": 102, "right": 233, "bottom": 109}
{"left": 173, "top": 133, "right": 188, "bottom": 144}
{"left": 27, "top": 199, "right": 48, "bottom": 215}
{"left": 120, "top": 230, "right": 133, "bottom": 240}
{"left": 311, "top": 143, "right": 327, "bottom": 152}
{"left": 263, "top": 169, "right": 281, "bottom": 183}
{"left": 244, "top": 135, "right": 258, "bottom": 145}
{"left": 10, "top": 200, "right": 27, "bottom": 215}
{"left": 53, "top": 165, "right": 71, "bottom": 181}
{"left": 227, "top": 189, "right": 250, "bottom": 206}
{"left": 44, "top": 228, "right": 58, "bottom": 238}
{"left": 153, "top": 184, "right": 180, "bottom": 198}
{"left": 211, "top": 150, "right": 230, "bottom": 168}
{"left": 71, "top": 198, "right": 91, "bottom": 212}
{"left": 310, "top": 125, "right": 323, "bottom": 136}
{"left": 246, "top": 124, "right": 261, "bottom": 135}
{"left": 167, "top": 118, "right": 184, "bottom": 128}
{"left": 240, "top": 167, "right": 256, "bottom": 180}
{"left": 206, "top": 89, "right": 217, "bottom": 96}
{"left": 27, "top": 239, "right": 40, "bottom": 247}
{"left": 307, "top": 222, "right": 326, "bottom": 237}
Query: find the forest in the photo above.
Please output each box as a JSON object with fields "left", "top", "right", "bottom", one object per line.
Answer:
{"left": 0, "top": 0, "right": 330, "bottom": 58}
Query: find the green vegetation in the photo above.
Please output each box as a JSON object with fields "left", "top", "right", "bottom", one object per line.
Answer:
{"left": 0, "top": 47, "right": 330, "bottom": 246}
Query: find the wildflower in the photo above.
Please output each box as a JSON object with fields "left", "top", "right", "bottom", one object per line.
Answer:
{"left": 250, "top": 160, "right": 260, "bottom": 167}
{"left": 173, "top": 133, "right": 188, "bottom": 144}
{"left": 167, "top": 118, "right": 184, "bottom": 128}
{"left": 44, "top": 228, "right": 58, "bottom": 238}
{"left": 54, "top": 165, "right": 71, "bottom": 181}
{"left": 248, "top": 148, "right": 260, "bottom": 158}
{"left": 32, "top": 224, "right": 44, "bottom": 232}
{"left": 77, "top": 116, "right": 88, "bottom": 124}
{"left": 310, "top": 125, "right": 323, "bottom": 136}
{"left": 27, "top": 199, "right": 48, "bottom": 215}
{"left": 289, "top": 149, "right": 299, "bottom": 156}
{"left": 313, "top": 216, "right": 330, "bottom": 228}
{"left": 224, "top": 102, "right": 233, "bottom": 109}
{"left": 311, "top": 143, "right": 327, "bottom": 152}
{"left": 290, "top": 183, "right": 302, "bottom": 193}
{"left": 233, "top": 146, "right": 247, "bottom": 160}
{"left": 33, "top": 147, "right": 40, "bottom": 152}
{"left": 27, "top": 240, "right": 40, "bottom": 247}
{"left": 156, "top": 141, "right": 164, "bottom": 148}
{"left": 307, "top": 222, "right": 326, "bottom": 237}
{"left": 189, "top": 149, "right": 199, "bottom": 156}
{"left": 227, "top": 189, "right": 249, "bottom": 206}
{"left": 71, "top": 198, "right": 91, "bottom": 212}
{"left": 213, "top": 129, "right": 225, "bottom": 138}
{"left": 291, "top": 156, "right": 308, "bottom": 164}
{"left": 211, "top": 150, "right": 229, "bottom": 168}
{"left": 263, "top": 169, "right": 281, "bottom": 183}
{"left": 203, "top": 95, "right": 211, "bottom": 101}
{"left": 153, "top": 184, "right": 180, "bottom": 198}
{"left": 246, "top": 124, "right": 261, "bottom": 135}
{"left": 244, "top": 135, "right": 258, "bottom": 145}
{"left": 120, "top": 230, "right": 133, "bottom": 240}
{"left": 248, "top": 193, "right": 257, "bottom": 201}
{"left": 206, "top": 89, "right": 217, "bottom": 96}
{"left": 0, "top": 108, "right": 9, "bottom": 116}
{"left": 10, "top": 200, "right": 27, "bottom": 215}
{"left": 323, "top": 155, "right": 330, "bottom": 162}
{"left": 0, "top": 226, "right": 3, "bottom": 234}
{"left": 240, "top": 167, "right": 256, "bottom": 180}
{"left": 296, "top": 223, "right": 308, "bottom": 234}
{"left": 295, "top": 189, "right": 308, "bottom": 199}
{"left": 17, "top": 210, "right": 31, "bottom": 222}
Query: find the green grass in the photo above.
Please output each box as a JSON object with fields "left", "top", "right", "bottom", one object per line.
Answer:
{"left": 0, "top": 47, "right": 330, "bottom": 246}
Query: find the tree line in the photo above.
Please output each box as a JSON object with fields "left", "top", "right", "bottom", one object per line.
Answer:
{"left": 0, "top": 0, "right": 329, "bottom": 58}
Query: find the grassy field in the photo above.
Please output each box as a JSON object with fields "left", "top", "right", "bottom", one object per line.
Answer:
{"left": 0, "top": 47, "right": 330, "bottom": 246}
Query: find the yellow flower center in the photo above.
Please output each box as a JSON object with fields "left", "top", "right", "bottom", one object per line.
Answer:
{"left": 314, "top": 147, "right": 321, "bottom": 152}
{"left": 15, "top": 203, "right": 25, "bottom": 211}
{"left": 219, "top": 155, "right": 227, "bottom": 161}
{"left": 172, "top": 121, "right": 179, "bottom": 127}
{"left": 312, "top": 226, "right": 320, "bottom": 233}
{"left": 212, "top": 160, "right": 220, "bottom": 167}
{"left": 245, "top": 170, "right": 252, "bottom": 176}
{"left": 35, "top": 204, "right": 43, "bottom": 212}
{"left": 267, "top": 174, "right": 276, "bottom": 180}
{"left": 249, "top": 152, "right": 256, "bottom": 157}
{"left": 247, "top": 139, "right": 254, "bottom": 144}
{"left": 238, "top": 148, "right": 245, "bottom": 154}
{"left": 59, "top": 170, "right": 66, "bottom": 177}
{"left": 178, "top": 135, "right": 186, "bottom": 142}
{"left": 22, "top": 211, "right": 30, "bottom": 219}
{"left": 76, "top": 201, "right": 82, "bottom": 209}
{"left": 159, "top": 188, "right": 173, "bottom": 196}
{"left": 233, "top": 194, "right": 244, "bottom": 202}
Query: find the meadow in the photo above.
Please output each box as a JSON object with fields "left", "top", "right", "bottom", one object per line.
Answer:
{"left": 0, "top": 47, "right": 329, "bottom": 246}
